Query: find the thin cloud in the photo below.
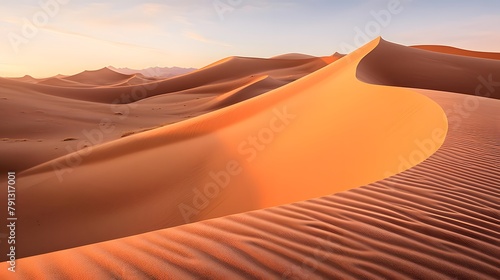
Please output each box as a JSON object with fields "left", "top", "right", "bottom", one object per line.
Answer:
{"left": 184, "top": 31, "right": 232, "bottom": 47}
{"left": 173, "top": 15, "right": 194, "bottom": 26}
{"left": 0, "top": 17, "right": 19, "bottom": 25}
{"left": 41, "top": 26, "right": 168, "bottom": 53}
{"left": 140, "top": 3, "right": 170, "bottom": 16}
{"left": 238, "top": 0, "right": 300, "bottom": 12}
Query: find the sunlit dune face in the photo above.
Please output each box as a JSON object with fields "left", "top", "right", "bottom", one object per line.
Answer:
{"left": 209, "top": 39, "right": 446, "bottom": 211}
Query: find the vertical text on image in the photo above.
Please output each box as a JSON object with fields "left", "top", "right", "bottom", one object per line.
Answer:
{"left": 6, "top": 172, "right": 17, "bottom": 272}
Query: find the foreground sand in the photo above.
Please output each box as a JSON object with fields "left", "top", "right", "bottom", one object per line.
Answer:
{"left": 0, "top": 38, "right": 499, "bottom": 279}
{"left": 0, "top": 83, "right": 500, "bottom": 279}
{"left": 3, "top": 89, "right": 498, "bottom": 279}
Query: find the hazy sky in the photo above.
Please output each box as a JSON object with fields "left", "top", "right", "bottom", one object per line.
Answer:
{"left": 1, "top": 0, "right": 499, "bottom": 77}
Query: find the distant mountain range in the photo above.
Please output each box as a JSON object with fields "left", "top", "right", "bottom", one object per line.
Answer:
{"left": 108, "top": 66, "right": 197, "bottom": 79}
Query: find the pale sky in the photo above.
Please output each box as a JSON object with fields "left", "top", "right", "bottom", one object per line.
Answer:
{"left": 1, "top": 0, "right": 499, "bottom": 78}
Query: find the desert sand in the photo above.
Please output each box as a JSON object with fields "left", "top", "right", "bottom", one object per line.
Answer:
{"left": 0, "top": 38, "right": 498, "bottom": 279}
{"left": 0, "top": 54, "right": 338, "bottom": 173}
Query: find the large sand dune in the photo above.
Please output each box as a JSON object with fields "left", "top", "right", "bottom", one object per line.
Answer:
{"left": 1, "top": 37, "right": 448, "bottom": 260}
{"left": 0, "top": 38, "right": 498, "bottom": 279}
{"left": 4, "top": 87, "right": 497, "bottom": 280}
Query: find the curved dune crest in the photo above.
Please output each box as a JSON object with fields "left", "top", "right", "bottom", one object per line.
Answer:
{"left": 206, "top": 75, "right": 288, "bottom": 109}
{"left": 1, "top": 38, "right": 447, "bottom": 260}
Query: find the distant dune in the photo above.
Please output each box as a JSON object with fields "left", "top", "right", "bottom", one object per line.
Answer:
{"left": 62, "top": 67, "right": 135, "bottom": 86}
{"left": 7, "top": 75, "right": 40, "bottom": 84}
{"left": 0, "top": 38, "right": 498, "bottom": 279}
{"left": 0, "top": 54, "right": 338, "bottom": 173}
{"left": 412, "top": 45, "right": 500, "bottom": 60}
{"left": 109, "top": 66, "right": 197, "bottom": 79}
{"left": 37, "top": 77, "right": 97, "bottom": 87}
{"left": 270, "top": 53, "right": 317, "bottom": 59}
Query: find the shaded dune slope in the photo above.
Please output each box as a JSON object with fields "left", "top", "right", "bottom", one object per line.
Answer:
{"left": 0, "top": 38, "right": 447, "bottom": 259}
{"left": 358, "top": 39, "right": 500, "bottom": 99}
{"left": 206, "top": 75, "right": 289, "bottom": 110}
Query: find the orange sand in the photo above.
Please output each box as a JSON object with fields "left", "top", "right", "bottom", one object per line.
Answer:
{"left": 0, "top": 38, "right": 498, "bottom": 279}
{"left": 1, "top": 38, "right": 446, "bottom": 260}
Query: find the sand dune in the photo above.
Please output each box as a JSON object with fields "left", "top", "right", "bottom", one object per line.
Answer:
{"left": 3, "top": 51, "right": 499, "bottom": 280}
{"left": 0, "top": 38, "right": 447, "bottom": 260}
{"left": 271, "top": 53, "right": 317, "bottom": 59}
{"left": 358, "top": 39, "right": 500, "bottom": 99}
{"left": 109, "top": 66, "right": 197, "bottom": 79}
{"left": 0, "top": 55, "right": 335, "bottom": 174}
{"left": 412, "top": 45, "right": 500, "bottom": 60}
{"left": 37, "top": 72, "right": 153, "bottom": 87}
{"left": 37, "top": 77, "right": 97, "bottom": 87}
{"left": 206, "top": 75, "right": 288, "bottom": 110}
{"left": 0, "top": 38, "right": 498, "bottom": 279}
{"left": 7, "top": 75, "right": 40, "bottom": 84}
{"left": 62, "top": 67, "right": 135, "bottom": 86}
{"left": 111, "top": 74, "right": 157, "bottom": 87}
{"left": 1, "top": 55, "right": 336, "bottom": 105}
